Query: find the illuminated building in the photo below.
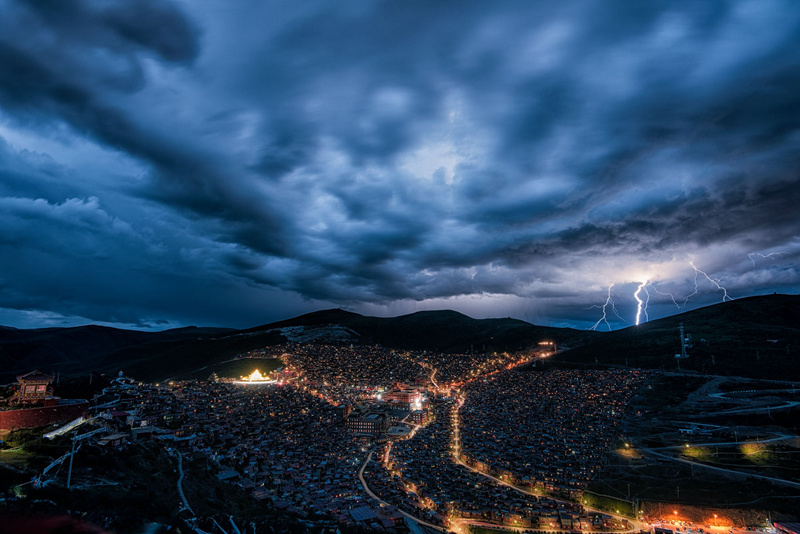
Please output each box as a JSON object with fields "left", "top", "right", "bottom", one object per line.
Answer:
{"left": 384, "top": 388, "right": 426, "bottom": 411}
{"left": 10, "top": 370, "right": 56, "bottom": 406}
{"left": 384, "top": 388, "right": 420, "bottom": 404}
{"left": 410, "top": 409, "right": 428, "bottom": 425}
{"left": 345, "top": 413, "right": 387, "bottom": 436}
{"left": 1, "top": 370, "right": 89, "bottom": 433}
{"left": 232, "top": 369, "right": 276, "bottom": 385}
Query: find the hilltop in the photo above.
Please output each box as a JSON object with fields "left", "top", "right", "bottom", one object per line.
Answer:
{"left": 244, "top": 308, "right": 592, "bottom": 352}
{"left": 1, "top": 294, "right": 798, "bottom": 382}
{"left": 0, "top": 309, "right": 588, "bottom": 383}
{"left": 551, "top": 293, "right": 800, "bottom": 379}
{"left": 0, "top": 325, "right": 234, "bottom": 381}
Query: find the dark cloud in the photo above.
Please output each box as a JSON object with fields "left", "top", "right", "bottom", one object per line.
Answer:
{"left": 19, "top": 0, "right": 199, "bottom": 63}
{"left": 0, "top": 0, "right": 799, "bottom": 330}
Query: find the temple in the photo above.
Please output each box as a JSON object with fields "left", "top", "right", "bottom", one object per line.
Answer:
{"left": 9, "top": 370, "right": 57, "bottom": 406}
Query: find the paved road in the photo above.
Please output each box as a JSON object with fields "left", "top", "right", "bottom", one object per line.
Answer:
{"left": 450, "top": 392, "right": 646, "bottom": 534}
{"left": 648, "top": 434, "right": 795, "bottom": 450}
{"left": 357, "top": 448, "right": 449, "bottom": 533}
{"left": 641, "top": 447, "right": 800, "bottom": 489}
{"left": 709, "top": 388, "right": 799, "bottom": 399}
{"left": 701, "top": 401, "right": 800, "bottom": 415}
{"left": 174, "top": 451, "right": 194, "bottom": 516}
{"left": 358, "top": 379, "right": 650, "bottom": 534}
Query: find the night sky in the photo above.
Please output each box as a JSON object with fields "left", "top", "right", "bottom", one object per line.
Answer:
{"left": 1, "top": 1, "right": 799, "bottom": 331}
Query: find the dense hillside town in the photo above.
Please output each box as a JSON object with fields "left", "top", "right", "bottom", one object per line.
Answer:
{"left": 0, "top": 340, "right": 794, "bottom": 533}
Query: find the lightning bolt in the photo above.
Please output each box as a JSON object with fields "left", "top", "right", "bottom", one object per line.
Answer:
{"left": 584, "top": 262, "right": 737, "bottom": 330}
{"left": 588, "top": 284, "right": 625, "bottom": 331}
{"left": 633, "top": 261, "right": 735, "bottom": 326}
{"left": 647, "top": 283, "right": 688, "bottom": 309}
{"left": 690, "top": 262, "right": 733, "bottom": 301}
{"left": 748, "top": 251, "right": 787, "bottom": 268}
{"left": 634, "top": 281, "right": 650, "bottom": 325}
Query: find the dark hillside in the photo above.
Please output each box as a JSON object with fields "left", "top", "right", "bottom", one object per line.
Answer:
{"left": 110, "top": 310, "right": 592, "bottom": 381}
{"left": 554, "top": 293, "right": 800, "bottom": 379}
{"left": 245, "top": 308, "right": 594, "bottom": 353}
{"left": 2, "top": 294, "right": 795, "bottom": 383}
{"left": 98, "top": 329, "right": 288, "bottom": 381}
{"left": 0, "top": 325, "right": 234, "bottom": 383}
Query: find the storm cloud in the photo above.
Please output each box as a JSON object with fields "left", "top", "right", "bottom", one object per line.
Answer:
{"left": 1, "top": 0, "right": 798, "bottom": 330}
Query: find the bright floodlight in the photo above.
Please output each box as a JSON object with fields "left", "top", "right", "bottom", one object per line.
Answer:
{"left": 233, "top": 369, "right": 276, "bottom": 385}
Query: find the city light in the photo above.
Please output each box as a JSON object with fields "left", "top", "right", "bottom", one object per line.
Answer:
{"left": 50, "top": 341, "right": 763, "bottom": 534}
{"left": 232, "top": 369, "right": 277, "bottom": 385}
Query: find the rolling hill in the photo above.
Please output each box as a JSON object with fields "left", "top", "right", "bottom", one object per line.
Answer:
{"left": 106, "top": 309, "right": 594, "bottom": 381}
{"left": 1, "top": 294, "right": 798, "bottom": 382}
{"left": 0, "top": 309, "right": 591, "bottom": 383}
{"left": 243, "top": 308, "right": 593, "bottom": 352}
{"left": 551, "top": 293, "right": 800, "bottom": 379}
{"left": 0, "top": 325, "right": 235, "bottom": 382}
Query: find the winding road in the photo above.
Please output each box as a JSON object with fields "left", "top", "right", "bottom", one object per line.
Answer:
{"left": 640, "top": 447, "right": 800, "bottom": 490}
{"left": 173, "top": 450, "right": 194, "bottom": 516}
{"left": 450, "top": 392, "right": 646, "bottom": 534}
{"left": 357, "top": 448, "right": 448, "bottom": 532}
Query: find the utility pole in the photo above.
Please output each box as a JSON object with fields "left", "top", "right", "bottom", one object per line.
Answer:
{"left": 66, "top": 432, "right": 77, "bottom": 490}
{"left": 676, "top": 323, "right": 689, "bottom": 371}
{"left": 680, "top": 323, "right": 688, "bottom": 359}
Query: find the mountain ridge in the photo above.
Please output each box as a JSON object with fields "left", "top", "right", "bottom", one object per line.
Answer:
{"left": 1, "top": 293, "right": 798, "bottom": 382}
{"left": 551, "top": 293, "right": 800, "bottom": 379}
{"left": 243, "top": 307, "right": 590, "bottom": 353}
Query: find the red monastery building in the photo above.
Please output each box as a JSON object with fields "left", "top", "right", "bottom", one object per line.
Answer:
{"left": 1, "top": 370, "right": 88, "bottom": 435}
{"left": 9, "top": 370, "right": 57, "bottom": 406}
